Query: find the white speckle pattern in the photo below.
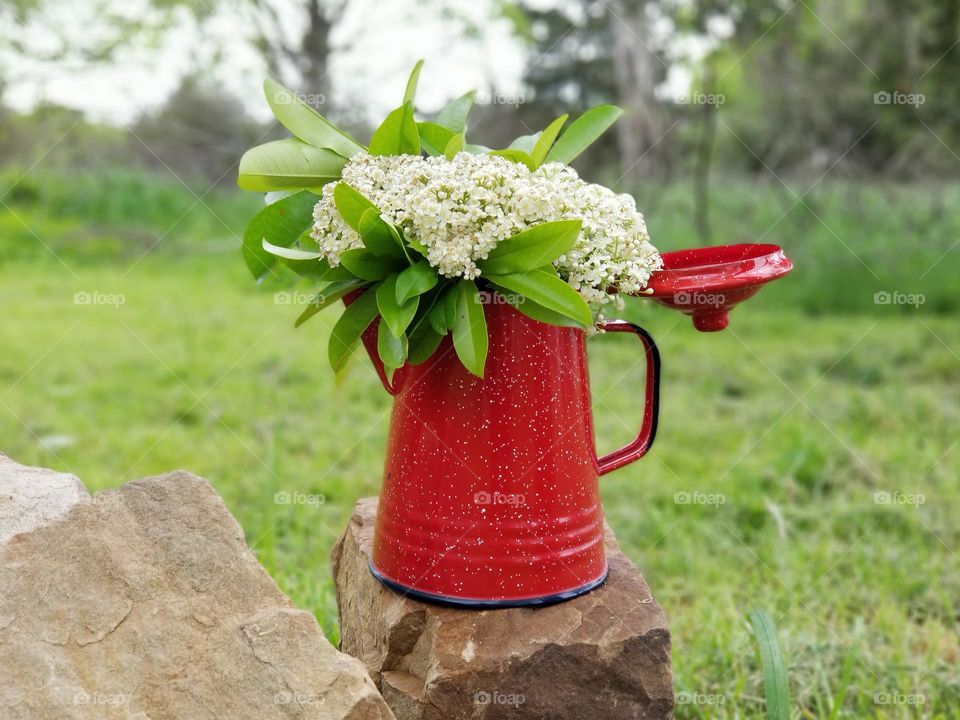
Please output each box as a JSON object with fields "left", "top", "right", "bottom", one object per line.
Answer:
{"left": 371, "top": 302, "right": 612, "bottom": 603}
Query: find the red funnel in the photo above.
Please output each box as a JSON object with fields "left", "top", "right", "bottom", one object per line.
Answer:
{"left": 643, "top": 243, "right": 793, "bottom": 331}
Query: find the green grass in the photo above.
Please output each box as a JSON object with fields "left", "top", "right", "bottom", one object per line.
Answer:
{"left": 0, "top": 171, "right": 957, "bottom": 717}
{"left": 0, "top": 167, "right": 255, "bottom": 266}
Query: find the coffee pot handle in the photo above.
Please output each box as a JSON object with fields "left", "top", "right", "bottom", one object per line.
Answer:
{"left": 595, "top": 322, "right": 661, "bottom": 475}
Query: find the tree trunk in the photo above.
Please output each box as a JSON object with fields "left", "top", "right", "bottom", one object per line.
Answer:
{"left": 248, "top": 0, "right": 340, "bottom": 110}
{"left": 608, "top": 0, "right": 663, "bottom": 186}
{"left": 297, "top": 0, "right": 337, "bottom": 108}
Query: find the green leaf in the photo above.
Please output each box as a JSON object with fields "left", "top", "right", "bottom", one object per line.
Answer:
{"left": 488, "top": 148, "right": 536, "bottom": 170}
{"left": 530, "top": 113, "right": 569, "bottom": 167}
{"left": 452, "top": 280, "right": 488, "bottom": 377}
{"left": 484, "top": 269, "right": 592, "bottom": 326}
{"left": 404, "top": 287, "right": 447, "bottom": 363}
{"left": 508, "top": 132, "right": 540, "bottom": 153}
{"left": 358, "top": 207, "right": 406, "bottom": 259}
{"left": 536, "top": 262, "right": 561, "bottom": 278}
{"left": 545, "top": 105, "right": 623, "bottom": 165}
{"left": 479, "top": 220, "right": 582, "bottom": 275}
{"left": 748, "top": 610, "right": 792, "bottom": 720}
{"left": 407, "top": 321, "right": 444, "bottom": 364}
{"left": 262, "top": 238, "right": 322, "bottom": 260}
{"left": 295, "top": 278, "right": 369, "bottom": 327}
{"left": 466, "top": 144, "right": 493, "bottom": 155}
{"left": 404, "top": 233, "right": 429, "bottom": 258}
{"left": 396, "top": 260, "right": 439, "bottom": 303}
{"left": 282, "top": 257, "right": 353, "bottom": 280}
{"left": 242, "top": 190, "right": 318, "bottom": 280}
{"left": 328, "top": 287, "right": 380, "bottom": 373}
{"left": 403, "top": 59, "right": 424, "bottom": 105}
{"left": 263, "top": 78, "right": 365, "bottom": 157}
{"left": 340, "top": 248, "right": 402, "bottom": 280}
{"left": 417, "top": 121, "right": 455, "bottom": 156}
{"left": 368, "top": 102, "right": 420, "bottom": 156}
{"left": 333, "top": 182, "right": 376, "bottom": 232}
{"left": 377, "top": 321, "right": 408, "bottom": 369}
{"left": 278, "top": 229, "right": 354, "bottom": 280}
{"left": 443, "top": 132, "right": 466, "bottom": 159}
{"left": 435, "top": 91, "right": 475, "bottom": 133}
{"left": 377, "top": 274, "right": 420, "bottom": 337}
{"left": 238, "top": 139, "right": 347, "bottom": 191}
{"left": 444, "top": 284, "right": 458, "bottom": 328}
{"left": 428, "top": 304, "right": 447, "bottom": 334}
{"left": 428, "top": 288, "right": 452, "bottom": 334}
{"left": 264, "top": 190, "right": 296, "bottom": 204}
{"left": 489, "top": 285, "right": 585, "bottom": 328}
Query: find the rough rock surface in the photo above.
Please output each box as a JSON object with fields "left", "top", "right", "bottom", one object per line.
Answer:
{"left": 0, "top": 454, "right": 89, "bottom": 542}
{"left": 332, "top": 498, "right": 673, "bottom": 720}
{"left": 0, "top": 464, "right": 395, "bottom": 720}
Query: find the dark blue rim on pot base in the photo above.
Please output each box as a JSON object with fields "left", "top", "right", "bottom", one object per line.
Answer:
{"left": 368, "top": 559, "right": 609, "bottom": 609}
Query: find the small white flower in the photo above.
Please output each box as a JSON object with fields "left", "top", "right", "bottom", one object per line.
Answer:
{"left": 310, "top": 152, "right": 661, "bottom": 309}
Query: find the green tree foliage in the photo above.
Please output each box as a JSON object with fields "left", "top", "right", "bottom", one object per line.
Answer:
{"left": 509, "top": 0, "right": 960, "bottom": 180}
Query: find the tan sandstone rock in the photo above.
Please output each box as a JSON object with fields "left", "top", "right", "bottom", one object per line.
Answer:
{"left": 0, "top": 454, "right": 89, "bottom": 542}
{"left": 0, "top": 465, "right": 395, "bottom": 720}
{"left": 332, "top": 497, "right": 673, "bottom": 720}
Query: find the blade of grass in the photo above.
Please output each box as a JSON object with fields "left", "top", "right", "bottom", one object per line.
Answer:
{"left": 748, "top": 609, "right": 792, "bottom": 720}
{"left": 826, "top": 646, "right": 856, "bottom": 720}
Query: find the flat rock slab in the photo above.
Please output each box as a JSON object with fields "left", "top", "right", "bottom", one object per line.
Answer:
{"left": 0, "top": 463, "right": 395, "bottom": 720}
{"left": 0, "top": 454, "right": 89, "bottom": 542}
{"left": 332, "top": 498, "right": 673, "bottom": 720}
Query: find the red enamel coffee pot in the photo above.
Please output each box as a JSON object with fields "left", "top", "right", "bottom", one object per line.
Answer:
{"left": 357, "top": 243, "right": 792, "bottom": 607}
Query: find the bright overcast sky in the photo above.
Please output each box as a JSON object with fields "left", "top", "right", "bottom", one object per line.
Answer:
{"left": 2, "top": 0, "right": 534, "bottom": 124}
{"left": 1, "top": 0, "right": 706, "bottom": 124}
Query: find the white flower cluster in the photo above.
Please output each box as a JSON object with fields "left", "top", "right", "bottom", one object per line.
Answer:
{"left": 310, "top": 152, "right": 661, "bottom": 306}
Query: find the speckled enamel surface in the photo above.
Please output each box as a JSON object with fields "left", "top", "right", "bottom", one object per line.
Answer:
{"left": 369, "top": 302, "right": 608, "bottom": 603}
{"left": 645, "top": 243, "right": 793, "bottom": 331}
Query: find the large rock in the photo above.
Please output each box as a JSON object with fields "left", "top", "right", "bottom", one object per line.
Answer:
{"left": 332, "top": 498, "right": 673, "bottom": 720}
{"left": 0, "top": 454, "right": 88, "bottom": 542}
{"left": 0, "top": 463, "right": 395, "bottom": 720}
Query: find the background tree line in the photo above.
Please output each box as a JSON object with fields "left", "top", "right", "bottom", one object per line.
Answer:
{"left": 1, "top": 0, "right": 957, "bottom": 247}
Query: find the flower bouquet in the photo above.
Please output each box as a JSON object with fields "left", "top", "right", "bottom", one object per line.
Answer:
{"left": 238, "top": 61, "right": 661, "bottom": 377}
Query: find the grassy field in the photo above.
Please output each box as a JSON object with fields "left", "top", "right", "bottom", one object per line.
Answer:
{"left": 0, "top": 171, "right": 957, "bottom": 717}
